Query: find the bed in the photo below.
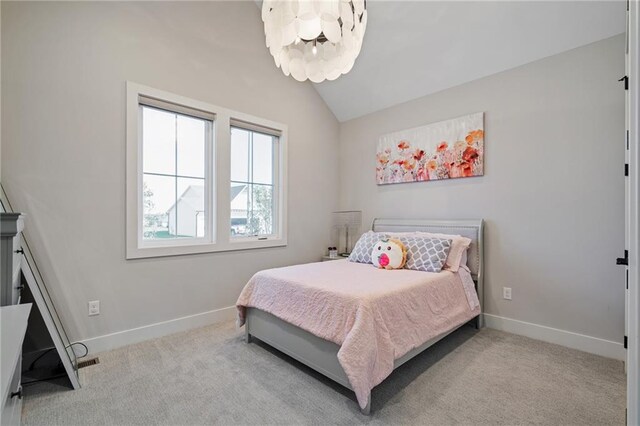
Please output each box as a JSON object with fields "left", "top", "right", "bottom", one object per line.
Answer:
{"left": 237, "top": 218, "right": 484, "bottom": 414}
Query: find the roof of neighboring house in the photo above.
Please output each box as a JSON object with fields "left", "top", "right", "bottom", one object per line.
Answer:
{"left": 167, "top": 184, "right": 246, "bottom": 214}
{"left": 167, "top": 185, "right": 204, "bottom": 214}
{"left": 230, "top": 184, "right": 245, "bottom": 201}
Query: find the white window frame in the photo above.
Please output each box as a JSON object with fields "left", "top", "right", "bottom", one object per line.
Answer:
{"left": 137, "top": 96, "right": 216, "bottom": 249}
{"left": 126, "top": 82, "right": 288, "bottom": 259}
{"left": 229, "top": 121, "right": 281, "bottom": 243}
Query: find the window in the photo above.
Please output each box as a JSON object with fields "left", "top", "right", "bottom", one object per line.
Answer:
{"left": 141, "top": 100, "right": 212, "bottom": 242}
{"left": 230, "top": 125, "right": 279, "bottom": 239}
{"left": 126, "top": 83, "right": 287, "bottom": 259}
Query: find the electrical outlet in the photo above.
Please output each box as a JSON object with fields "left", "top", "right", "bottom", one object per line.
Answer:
{"left": 503, "top": 287, "right": 512, "bottom": 300}
{"left": 88, "top": 300, "right": 100, "bottom": 316}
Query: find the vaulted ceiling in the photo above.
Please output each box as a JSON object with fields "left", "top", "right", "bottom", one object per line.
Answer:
{"left": 297, "top": 1, "right": 626, "bottom": 122}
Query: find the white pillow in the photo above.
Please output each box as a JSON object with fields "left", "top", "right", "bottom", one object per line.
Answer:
{"left": 460, "top": 249, "right": 468, "bottom": 271}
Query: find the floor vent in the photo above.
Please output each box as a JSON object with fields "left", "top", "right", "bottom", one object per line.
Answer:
{"left": 77, "top": 358, "right": 99, "bottom": 369}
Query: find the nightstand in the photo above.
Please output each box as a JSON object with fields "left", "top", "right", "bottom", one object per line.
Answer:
{"left": 322, "top": 255, "right": 345, "bottom": 262}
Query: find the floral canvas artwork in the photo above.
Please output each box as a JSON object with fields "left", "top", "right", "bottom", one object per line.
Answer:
{"left": 376, "top": 112, "right": 484, "bottom": 185}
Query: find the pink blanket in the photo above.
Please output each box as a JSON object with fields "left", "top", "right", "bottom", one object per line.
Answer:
{"left": 236, "top": 259, "right": 480, "bottom": 409}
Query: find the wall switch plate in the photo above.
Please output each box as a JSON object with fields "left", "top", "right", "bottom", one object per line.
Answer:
{"left": 503, "top": 287, "right": 512, "bottom": 300}
{"left": 88, "top": 300, "right": 100, "bottom": 316}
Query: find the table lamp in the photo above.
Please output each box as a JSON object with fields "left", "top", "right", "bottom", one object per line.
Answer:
{"left": 332, "top": 211, "right": 362, "bottom": 256}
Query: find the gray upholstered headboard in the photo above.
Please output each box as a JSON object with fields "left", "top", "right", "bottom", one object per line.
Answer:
{"left": 372, "top": 218, "right": 484, "bottom": 314}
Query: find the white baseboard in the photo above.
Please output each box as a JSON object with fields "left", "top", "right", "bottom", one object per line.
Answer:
{"left": 483, "top": 313, "right": 625, "bottom": 361}
{"left": 81, "top": 305, "right": 236, "bottom": 355}
{"left": 80, "top": 308, "right": 624, "bottom": 361}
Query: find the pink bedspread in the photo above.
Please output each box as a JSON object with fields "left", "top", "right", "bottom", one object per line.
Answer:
{"left": 236, "top": 259, "right": 480, "bottom": 409}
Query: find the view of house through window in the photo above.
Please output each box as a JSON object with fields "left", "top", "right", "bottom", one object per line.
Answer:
{"left": 230, "top": 126, "right": 277, "bottom": 237}
{"left": 128, "top": 84, "right": 286, "bottom": 258}
{"left": 141, "top": 105, "right": 210, "bottom": 240}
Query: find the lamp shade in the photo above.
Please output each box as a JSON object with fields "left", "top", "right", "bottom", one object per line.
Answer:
{"left": 332, "top": 210, "right": 362, "bottom": 254}
{"left": 262, "top": 0, "right": 368, "bottom": 83}
{"left": 332, "top": 210, "right": 362, "bottom": 228}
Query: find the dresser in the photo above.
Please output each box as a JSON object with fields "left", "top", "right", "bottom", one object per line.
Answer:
{"left": 1, "top": 213, "right": 24, "bottom": 306}
{"left": 1, "top": 304, "right": 31, "bottom": 426}
{"left": 0, "top": 212, "right": 81, "bottom": 393}
{"left": 1, "top": 213, "right": 27, "bottom": 425}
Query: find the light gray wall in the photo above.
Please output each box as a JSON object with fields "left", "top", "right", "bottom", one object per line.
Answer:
{"left": 1, "top": 2, "right": 626, "bottom": 346}
{"left": 339, "top": 35, "right": 626, "bottom": 342}
{"left": 1, "top": 2, "right": 339, "bottom": 342}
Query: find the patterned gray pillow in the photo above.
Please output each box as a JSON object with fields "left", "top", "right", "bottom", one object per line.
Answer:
{"left": 348, "top": 231, "right": 384, "bottom": 264}
{"left": 399, "top": 236, "right": 452, "bottom": 273}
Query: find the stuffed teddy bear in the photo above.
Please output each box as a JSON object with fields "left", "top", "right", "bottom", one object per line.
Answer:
{"left": 371, "top": 237, "right": 407, "bottom": 270}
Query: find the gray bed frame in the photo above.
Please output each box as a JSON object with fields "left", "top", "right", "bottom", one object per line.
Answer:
{"left": 245, "top": 218, "right": 484, "bottom": 414}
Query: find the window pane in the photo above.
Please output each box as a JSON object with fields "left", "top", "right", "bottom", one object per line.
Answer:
{"left": 143, "top": 174, "right": 176, "bottom": 240}
{"left": 230, "top": 183, "right": 249, "bottom": 237}
{"left": 230, "top": 183, "right": 273, "bottom": 237}
{"left": 177, "top": 115, "right": 205, "bottom": 178}
{"left": 231, "top": 127, "right": 249, "bottom": 182}
{"left": 253, "top": 133, "right": 274, "bottom": 185}
{"left": 142, "top": 106, "right": 176, "bottom": 175}
{"left": 230, "top": 125, "right": 277, "bottom": 238}
{"left": 248, "top": 184, "right": 274, "bottom": 236}
{"left": 175, "top": 177, "right": 206, "bottom": 238}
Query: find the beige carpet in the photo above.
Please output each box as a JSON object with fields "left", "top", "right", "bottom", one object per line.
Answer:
{"left": 22, "top": 321, "right": 625, "bottom": 425}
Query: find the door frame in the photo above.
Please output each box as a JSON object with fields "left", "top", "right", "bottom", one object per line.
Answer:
{"left": 628, "top": 1, "right": 639, "bottom": 424}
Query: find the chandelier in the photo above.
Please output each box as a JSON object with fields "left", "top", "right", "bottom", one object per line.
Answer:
{"left": 262, "top": 0, "right": 368, "bottom": 83}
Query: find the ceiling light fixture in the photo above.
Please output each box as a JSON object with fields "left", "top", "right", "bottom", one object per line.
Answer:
{"left": 262, "top": 0, "right": 367, "bottom": 83}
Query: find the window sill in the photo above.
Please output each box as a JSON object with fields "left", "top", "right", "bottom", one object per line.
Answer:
{"left": 126, "top": 238, "right": 287, "bottom": 259}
